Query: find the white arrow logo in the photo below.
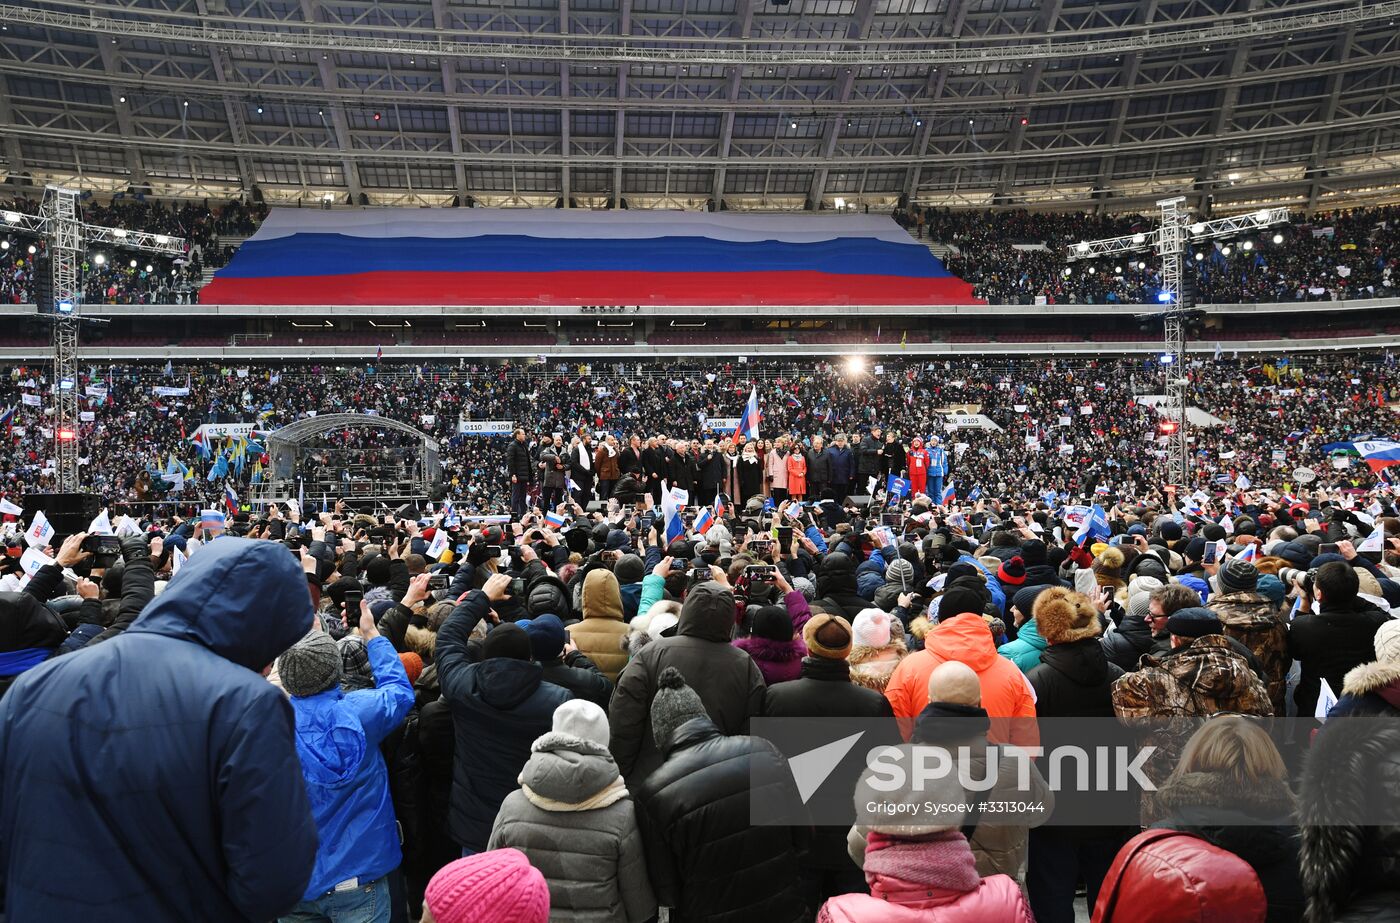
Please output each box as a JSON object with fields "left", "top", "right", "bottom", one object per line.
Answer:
{"left": 787, "top": 731, "right": 866, "bottom": 804}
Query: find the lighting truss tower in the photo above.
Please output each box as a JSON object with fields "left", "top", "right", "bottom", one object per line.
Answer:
{"left": 1066, "top": 198, "right": 1289, "bottom": 490}
{"left": 5, "top": 187, "right": 186, "bottom": 491}
{"left": 41, "top": 187, "right": 82, "bottom": 491}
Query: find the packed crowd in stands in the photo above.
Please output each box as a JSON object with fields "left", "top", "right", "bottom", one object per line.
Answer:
{"left": 903, "top": 204, "right": 1400, "bottom": 305}
{"left": 3, "top": 392, "right": 1400, "bottom": 922}
{"left": 0, "top": 195, "right": 266, "bottom": 305}
{"left": 1, "top": 353, "right": 1396, "bottom": 516}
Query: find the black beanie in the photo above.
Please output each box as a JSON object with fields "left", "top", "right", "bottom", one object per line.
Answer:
{"left": 482, "top": 622, "right": 533, "bottom": 661}
{"left": 1020, "top": 539, "right": 1047, "bottom": 567}
{"left": 751, "top": 605, "right": 794, "bottom": 642}
{"left": 938, "top": 585, "right": 987, "bottom": 620}
{"left": 365, "top": 555, "right": 392, "bottom": 586}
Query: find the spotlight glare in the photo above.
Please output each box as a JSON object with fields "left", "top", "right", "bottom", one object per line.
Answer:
{"left": 1242, "top": 240, "right": 1254, "bottom": 251}
{"left": 27, "top": 244, "right": 36, "bottom": 254}
{"left": 1159, "top": 353, "right": 1174, "bottom": 365}
{"left": 1132, "top": 233, "right": 1146, "bottom": 244}
{"left": 1114, "top": 265, "right": 1122, "bottom": 273}
{"left": 0, "top": 241, "right": 6, "bottom": 250}
{"left": 1157, "top": 291, "right": 1172, "bottom": 303}
{"left": 1063, "top": 267, "right": 1072, "bottom": 277}
{"left": 1222, "top": 246, "right": 1232, "bottom": 256}
{"left": 145, "top": 264, "right": 154, "bottom": 273}
{"left": 112, "top": 228, "right": 127, "bottom": 239}
{"left": 845, "top": 355, "right": 867, "bottom": 376}
{"left": 92, "top": 253, "right": 105, "bottom": 265}
{"left": 154, "top": 235, "right": 169, "bottom": 245}
{"left": 130, "top": 259, "right": 137, "bottom": 267}
{"left": 1137, "top": 261, "right": 1147, "bottom": 270}
{"left": 1255, "top": 208, "right": 1270, "bottom": 223}
{"left": 1191, "top": 222, "right": 1205, "bottom": 234}
{"left": 1272, "top": 233, "right": 1283, "bottom": 244}
{"left": 1194, "top": 252, "right": 1204, "bottom": 261}
{"left": 2, "top": 211, "right": 18, "bottom": 224}
{"left": 1076, "top": 241, "right": 1089, "bottom": 253}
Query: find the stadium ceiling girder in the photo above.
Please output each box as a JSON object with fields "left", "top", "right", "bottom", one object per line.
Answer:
{"left": 2, "top": 0, "right": 1400, "bottom": 205}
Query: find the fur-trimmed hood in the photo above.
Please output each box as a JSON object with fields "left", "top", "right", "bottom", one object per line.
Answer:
{"left": 1034, "top": 587, "right": 1103, "bottom": 645}
{"left": 1342, "top": 661, "right": 1400, "bottom": 698}
{"left": 1300, "top": 720, "right": 1400, "bottom": 923}
{"left": 1156, "top": 769, "right": 1295, "bottom": 821}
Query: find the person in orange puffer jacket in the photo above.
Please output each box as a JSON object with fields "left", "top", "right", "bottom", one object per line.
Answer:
{"left": 883, "top": 601, "right": 1037, "bottom": 746}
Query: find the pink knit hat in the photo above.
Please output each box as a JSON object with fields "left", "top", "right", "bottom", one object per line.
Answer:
{"left": 424, "top": 848, "right": 549, "bottom": 923}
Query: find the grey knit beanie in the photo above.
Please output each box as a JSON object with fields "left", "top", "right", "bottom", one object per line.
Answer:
{"left": 1218, "top": 557, "right": 1259, "bottom": 594}
{"left": 650, "top": 666, "right": 707, "bottom": 749}
{"left": 885, "top": 558, "right": 916, "bottom": 588}
{"left": 278, "top": 630, "right": 342, "bottom": 697}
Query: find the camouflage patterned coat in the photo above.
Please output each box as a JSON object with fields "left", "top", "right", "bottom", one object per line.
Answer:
{"left": 1111, "top": 634, "right": 1274, "bottom": 821}
{"left": 1111, "top": 634, "right": 1274, "bottom": 720}
{"left": 1208, "top": 590, "right": 1290, "bottom": 716}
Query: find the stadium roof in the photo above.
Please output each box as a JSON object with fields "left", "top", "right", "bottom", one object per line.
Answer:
{"left": 2, "top": 0, "right": 1399, "bottom": 211}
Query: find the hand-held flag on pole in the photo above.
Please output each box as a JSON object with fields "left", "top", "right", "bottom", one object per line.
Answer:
{"left": 732, "top": 386, "right": 761, "bottom": 446}
{"left": 1358, "top": 522, "right": 1386, "bottom": 553}
{"left": 661, "top": 481, "right": 686, "bottom": 547}
{"left": 1073, "top": 504, "right": 1110, "bottom": 546}
{"left": 939, "top": 482, "right": 956, "bottom": 506}
{"left": 23, "top": 511, "right": 54, "bottom": 548}
{"left": 88, "top": 508, "right": 113, "bottom": 536}
{"left": 426, "top": 528, "right": 450, "bottom": 560}
{"left": 693, "top": 506, "right": 715, "bottom": 535}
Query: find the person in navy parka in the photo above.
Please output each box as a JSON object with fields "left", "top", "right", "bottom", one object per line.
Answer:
{"left": 0, "top": 538, "right": 320, "bottom": 923}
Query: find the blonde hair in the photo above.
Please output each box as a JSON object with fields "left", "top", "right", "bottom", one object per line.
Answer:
{"left": 1170, "top": 715, "right": 1288, "bottom": 788}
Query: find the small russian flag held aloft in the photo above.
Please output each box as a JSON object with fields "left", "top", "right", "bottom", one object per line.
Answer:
{"left": 544, "top": 510, "right": 567, "bottom": 529}
{"left": 1238, "top": 543, "right": 1257, "bottom": 562}
{"left": 940, "top": 482, "right": 956, "bottom": 506}
{"left": 713, "top": 490, "right": 727, "bottom": 521}
{"left": 694, "top": 507, "right": 715, "bottom": 535}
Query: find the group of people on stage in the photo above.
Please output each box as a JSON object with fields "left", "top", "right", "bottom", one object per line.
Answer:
{"left": 504, "top": 426, "right": 951, "bottom": 515}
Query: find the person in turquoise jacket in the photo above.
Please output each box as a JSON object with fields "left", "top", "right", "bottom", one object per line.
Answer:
{"left": 277, "top": 604, "right": 416, "bottom": 923}
{"left": 997, "top": 584, "right": 1055, "bottom": 673}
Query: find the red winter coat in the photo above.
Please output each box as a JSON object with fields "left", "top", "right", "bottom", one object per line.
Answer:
{"left": 786, "top": 452, "right": 807, "bottom": 498}
{"left": 1092, "top": 829, "right": 1266, "bottom": 923}
{"left": 907, "top": 448, "right": 929, "bottom": 495}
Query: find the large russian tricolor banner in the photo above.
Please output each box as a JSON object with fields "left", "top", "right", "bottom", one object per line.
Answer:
{"left": 200, "top": 208, "right": 978, "bottom": 306}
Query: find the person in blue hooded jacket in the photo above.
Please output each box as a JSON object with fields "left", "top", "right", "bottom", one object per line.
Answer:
{"left": 0, "top": 538, "right": 318, "bottom": 923}
{"left": 277, "top": 603, "right": 415, "bottom": 923}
